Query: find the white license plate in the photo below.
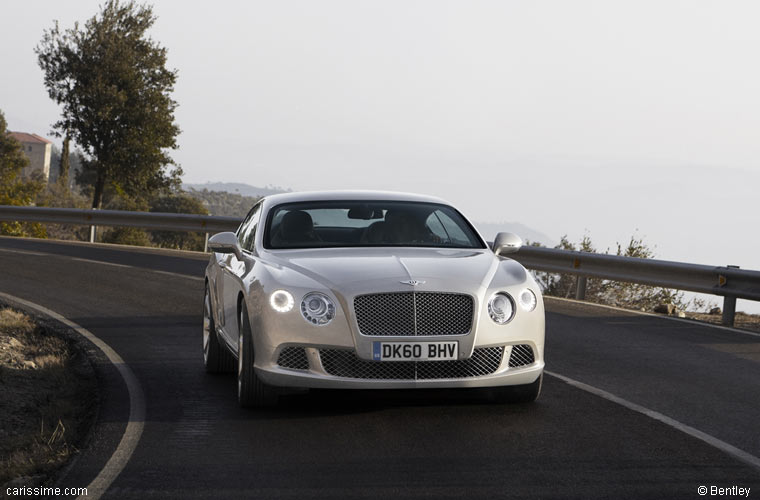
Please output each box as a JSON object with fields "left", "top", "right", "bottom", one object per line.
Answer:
{"left": 372, "top": 341, "right": 458, "bottom": 361}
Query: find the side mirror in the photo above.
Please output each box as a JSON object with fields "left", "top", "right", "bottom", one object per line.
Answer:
{"left": 493, "top": 232, "right": 523, "bottom": 255}
{"left": 208, "top": 232, "right": 244, "bottom": 260}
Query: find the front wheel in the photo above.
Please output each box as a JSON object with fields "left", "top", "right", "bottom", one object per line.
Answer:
{"left": 237, "top": 303, "right": 278, "bottom": 408}
{"left": 489, "top": 374, "right": 543, "bottom": 404}
{"left": 203, "top": 284, "right": 235, "bottom": 373}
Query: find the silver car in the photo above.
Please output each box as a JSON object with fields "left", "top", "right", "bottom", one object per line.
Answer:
{"left": 203, "top": 191, "right": 545, "bottom": 407}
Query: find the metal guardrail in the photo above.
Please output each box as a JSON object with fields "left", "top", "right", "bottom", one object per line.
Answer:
{"left": 1, "top": 205, "right": 758, "bottom": 327}
{"left": 512, "top": 246, "right": 760, "bottom": 327}
{"left": 513, "top": 246, "right": 760, "bottom": 300}
{"left": 0, "top": 205, "right": 241, "bottom": 248}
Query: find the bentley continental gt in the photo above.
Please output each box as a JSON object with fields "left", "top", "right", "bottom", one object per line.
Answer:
{"left": 203, "top": 191, "right": 545, "bottom": 407}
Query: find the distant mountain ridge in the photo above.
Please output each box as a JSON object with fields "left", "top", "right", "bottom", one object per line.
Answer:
{"left": 183, "top": 182, "right": 290, "bottom": 198}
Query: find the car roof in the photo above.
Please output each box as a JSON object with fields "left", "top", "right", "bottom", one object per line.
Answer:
{"left": 261, "top": 190, "right": 453, "bottom": 207}
{"left": 252, "top": 190, "right": 489, "bottom": 250}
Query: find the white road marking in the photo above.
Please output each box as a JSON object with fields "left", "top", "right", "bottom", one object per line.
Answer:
{"left": 0, "top": 292, "right": 146, "bottom": 500}
{"left": 546, "top": 370, "right": 760, "bottom": 473}
{"left": 153, "top": 269, "right": 204, "bottom": 281}
{"left": 545, "top": 295, "right": 760, "bottom": 339}
{"left": 0, "top": 246, "right": 204, "bottom": 282}
{"left": 0, "top": 247, "right": 49, "bottom": 256}
{"left": 70, "top": 257, "right": 132, "bottom": 268}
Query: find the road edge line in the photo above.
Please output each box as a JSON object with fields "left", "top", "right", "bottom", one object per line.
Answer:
{"left": 545, "top": 370, "right": 760, "bottom": 473}
{"left": 0, "top": 292, "right": 145, "bottom": 500}
{"left": 544, "top": 295, "right": 760, "bottom": 338}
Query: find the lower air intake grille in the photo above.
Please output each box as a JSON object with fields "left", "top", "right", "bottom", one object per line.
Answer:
{"left": 277, "top": 347, "right": 309, "bottom": 370}
{"left": 319, "top": 347, "right": 504, "bottom": 380}
{"left": 508, "top": 344, "right": 535, "bottom": 367}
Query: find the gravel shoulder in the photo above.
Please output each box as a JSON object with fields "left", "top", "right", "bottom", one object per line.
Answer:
{"left": 0, "top": 308, "right": 98, "bottom": 490}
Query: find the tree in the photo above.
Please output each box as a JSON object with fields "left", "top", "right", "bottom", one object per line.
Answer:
{"left": 36, "top": 0, "right": 182, "bottom": 209}
{"left": 49, "top": 143, "right": 82, "bottom": 187}
{"left": 539, "top": 232, "right": 699, "bottom": 312}
{"left": 540, "top": 234, "right": 604, "bottom": 299}
{"left": 150, "top": 193, "right": 209, "bottom": 251}
{"left": 185, "top": 187, "right": 260, "bottom": 217}
{"left": 58, "top": 135, "right": 70, "bottom": 187}
{"left": 36, "top": 173, "right": 91, "bottom": 241}
{"left": 597, "top": 235, "right": 685, "bottom": 311}
{"left": 0, "top": 110, "right": 46, "bottom": 237}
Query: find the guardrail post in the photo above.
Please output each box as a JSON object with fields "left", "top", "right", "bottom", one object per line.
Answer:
{"left": 88, "top": 207, "right": 98, "bottom": 243}
{"left": 575, "top": 276, "right": 587, "bottom": 300}
{"left": 722, "top": 265, "right": 739, "bottom": 327}
{"left": 204, "top": 232, "right": 209, "bottom": 253}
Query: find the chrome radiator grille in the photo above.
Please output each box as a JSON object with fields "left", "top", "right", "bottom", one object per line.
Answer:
{"left": 353, "top": 292, "right": 474, "bottom": 336}
{"left": 319, "top": 347, "right": 504, "bottom": 380}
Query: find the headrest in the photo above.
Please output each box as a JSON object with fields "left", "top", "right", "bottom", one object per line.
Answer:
{"left": 281, "top": 210, "right": 314, "bottom": 237}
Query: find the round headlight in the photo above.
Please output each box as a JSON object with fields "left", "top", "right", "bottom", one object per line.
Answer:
{"left": 518, "top": 288, "right": 537, "bottom": 312}
{"left": 301, "top": 292, "right": 336, "bottom": 325}
{"left": 488, "top": 292, "right": 515, "bottom": 324}
{"left": 269, "top": 290, "right": 294, "bottom": 313}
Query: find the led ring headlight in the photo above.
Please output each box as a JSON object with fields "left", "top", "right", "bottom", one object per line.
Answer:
{"left": 488, "top": 292, "right": 515, "bottom": 324}
{"left": 301, "top": 292, "right": 336, "bottom": 325}
{"left": 269, "top": 290, "right": 294, "bottom": 313}
{"left": 518, "top": 288, "right": 537, "bottom": 312}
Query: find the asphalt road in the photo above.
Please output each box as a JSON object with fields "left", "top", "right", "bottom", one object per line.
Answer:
{"left": 1, "top": 236, "right": 759, "bottom": 499}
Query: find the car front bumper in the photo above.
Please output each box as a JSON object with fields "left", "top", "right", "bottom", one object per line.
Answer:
{"left": 254, "top": 343, "right": 544, "bottom": 390}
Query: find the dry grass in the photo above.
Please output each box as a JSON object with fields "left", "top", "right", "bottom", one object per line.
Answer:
{"left": 0, "top": 308, "right": 97, "bottom": 488}
{"left": 684, "top": 310, "right": 760, "bottom": 333}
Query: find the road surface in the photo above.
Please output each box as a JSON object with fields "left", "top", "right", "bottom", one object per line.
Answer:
{"left": 1, "top": 236, "right": 758, "bottom": 499}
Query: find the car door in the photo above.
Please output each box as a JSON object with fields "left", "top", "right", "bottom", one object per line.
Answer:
{"left": 220, "top": 202, "right": 261, "bottom": 348}
{"left": 214, "top": 207, "right": 254, "bottom": 331}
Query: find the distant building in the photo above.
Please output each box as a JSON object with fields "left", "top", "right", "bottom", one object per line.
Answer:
{"left": 8, "top": 132, "right": 53, "bottom": 182}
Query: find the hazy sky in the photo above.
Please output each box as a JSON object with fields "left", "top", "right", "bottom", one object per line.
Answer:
{"left": 2, "top": 1, "right": 759, "bottom": 308}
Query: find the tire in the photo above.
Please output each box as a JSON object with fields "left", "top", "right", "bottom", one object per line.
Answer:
{"left": 237, "top": 302, "right": 278, "bottom": 408}
{"left": 203, "top": 284, "right": 235, "bottom": 373}
{"left": 489, "top": 374, "right": 543, "bottom": 404}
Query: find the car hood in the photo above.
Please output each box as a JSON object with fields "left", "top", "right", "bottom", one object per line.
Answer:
{"left": 264, "top": 247, "right": 525, "bottom": 295}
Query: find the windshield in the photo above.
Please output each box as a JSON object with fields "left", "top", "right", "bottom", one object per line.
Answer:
{"left": 264, "top": 200, "right": 486, "bottom": 249}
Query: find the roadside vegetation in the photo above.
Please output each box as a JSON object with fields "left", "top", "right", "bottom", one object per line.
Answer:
{"left": 681, "top": 311, "right": 760, "bottom": 332}
{"left": 529, "top": 235, "right": 760, "bottom": 331}
{"left": 528, "top": 234, "right": 758, "bottom": 334}
{"left": 0, "top": 113, "right": 245, "bottom": 250}
{"left": 531, "top": 233, "right": 716, "bottom": 314}
{"left": 0, "top": 1, "right": 264, "bottom": 251}
{"left": 185, "top": 187, "right": 259, "bottom": 218}
{"left": 0, "top": 111, "right": 46, "bottom": 239}
{"left": 0, "top": 308, "right": 97, "bottom": 488}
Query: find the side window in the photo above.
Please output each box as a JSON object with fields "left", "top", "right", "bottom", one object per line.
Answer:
{"left": 237, "top": 204, "right": 261, "bottom": 252}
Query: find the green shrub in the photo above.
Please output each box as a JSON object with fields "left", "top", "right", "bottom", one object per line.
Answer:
{"left": 535, "top": 233, "right": 709, "bottom": 313}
